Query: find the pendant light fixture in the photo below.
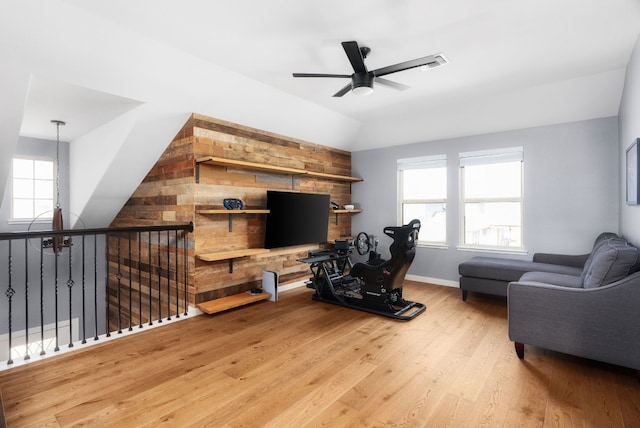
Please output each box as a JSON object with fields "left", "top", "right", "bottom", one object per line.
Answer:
{"left": 51, "top": 119, "right": 66, "bottom": 253}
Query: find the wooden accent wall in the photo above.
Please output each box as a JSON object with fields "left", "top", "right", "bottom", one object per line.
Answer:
{"left": 110, "top": 113, "right": 358, "bottom": 310}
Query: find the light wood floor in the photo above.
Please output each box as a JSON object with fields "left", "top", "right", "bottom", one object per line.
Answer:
{"left": 0, "top": 281, "right": 638, "bottom": 427}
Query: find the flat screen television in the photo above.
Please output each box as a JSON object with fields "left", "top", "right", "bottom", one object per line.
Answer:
{"left": 264, "top": 190, "right": 330, "bottom": 249}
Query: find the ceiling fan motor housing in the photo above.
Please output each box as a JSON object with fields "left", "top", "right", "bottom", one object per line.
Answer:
{"left": 352, "top": 72, "right": 374, "bottom": 93}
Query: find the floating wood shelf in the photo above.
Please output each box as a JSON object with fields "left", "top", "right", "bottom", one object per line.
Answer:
{"left": 197, "top": 248, "right": 270, "bottom": 273}
{"left": 331, "top": 209, "right": 363, "bottom": 224}
{"left": 196, "top": 209, "right": 270, "bottom": 231}
{"left": 197, "top": 248, "right": 269, "bottom": 262}
{"left": 196, "top": 156, "right": 305, "bottom": 176}
{"left": 197, "top": 291, "right": 271, "bottom": 314}
{"left": 331, "top": 209, "right": 363, "bottom": 214}
{"left": 196, "top": 209, "right": 270, "bottom": 215}
{"left": 195, "top": 156, "right": 363, "bottom": 183}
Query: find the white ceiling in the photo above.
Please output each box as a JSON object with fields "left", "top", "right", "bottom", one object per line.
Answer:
{"left": 10, "top": 0, "right": 640, "bottom": 150}
{"left": 20, "top": 76, "right": 141, "bottom": 142}
{"left": 2, "top": 0, "right": 639, "bottom": 228}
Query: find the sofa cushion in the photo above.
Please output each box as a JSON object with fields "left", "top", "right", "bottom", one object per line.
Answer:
{"left": 519, "top": 271, "right": 584, "bottom": 288}
{"left": 592, "top": 232, "right": 619, "bottom": 248}
{"left": 580, "top": 232, "right": 620, "bottom": 283}
{"left": 582, "top": 238, "right": 639, "bottom": 288}
{"left": 458, "top": 256, "right": 583, "bottom": 283}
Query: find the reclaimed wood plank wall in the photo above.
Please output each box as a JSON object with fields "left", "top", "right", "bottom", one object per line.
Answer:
{"left": 109, "top": 113, "right": 358, "bottom": 316}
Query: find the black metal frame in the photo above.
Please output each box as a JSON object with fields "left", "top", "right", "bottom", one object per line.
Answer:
{"left": 300, "top": 249, "right": 425, "bottom": 321}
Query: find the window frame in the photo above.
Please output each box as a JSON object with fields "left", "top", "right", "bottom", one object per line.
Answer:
{"left": 458, "top": 147, "right": 524, "bottom": 252}
{"left": 10, "top": 156, "right": 57, "bottom": 222}
{"left": 397, "top": 155, "right": 448, "bottom": 247}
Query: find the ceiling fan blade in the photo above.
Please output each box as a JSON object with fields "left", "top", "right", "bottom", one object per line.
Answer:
{"left": 374, "top": 77, "right": 409, "bottom": 91}
{"left": 372, "top": 54, "right": 443, "bottom": 77}
{"left": 333, "top": 83, "right": 352, "bottom": 97}
{"left": 341, "top": 41, "right": 368, "bottom": 74}
{"left": 293, "top": 73, "right": 351, "bottom": 78}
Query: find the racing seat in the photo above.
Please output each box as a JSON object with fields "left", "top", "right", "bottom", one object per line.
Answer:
{"left": 303, "top": 219, "right": 426, "bottom": 320}
{"left": 350, "top": 219, "right": 421, "bottom": 297}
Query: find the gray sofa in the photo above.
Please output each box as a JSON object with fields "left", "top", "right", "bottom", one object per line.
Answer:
{"left": 457, "top": 232, "right": 617, "bottom": 301}
{"left": 461, "top": 233, "right": 640, "bottom": 371}
{"left": 508, "top": 271, "right": 640, "bottom": 371}
{"left": 509, "top": 235, "right": 640, "bottom": 371}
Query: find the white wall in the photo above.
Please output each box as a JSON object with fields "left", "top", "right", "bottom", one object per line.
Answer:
{"left": 352, "top": 117, "right": 619, "bottom": 283}
{"left": 619, "top": 34, "right": 640, "bottom": 244}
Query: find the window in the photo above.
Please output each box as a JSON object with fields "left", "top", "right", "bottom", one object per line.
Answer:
{"left": 398, "top": 155, "right": 447, "bottom": 245}
{"left": 460, "top": 147, "right": 523, "bottom": 250}
{"left": 12, "top": 157, "right": 55, "bottom": 220}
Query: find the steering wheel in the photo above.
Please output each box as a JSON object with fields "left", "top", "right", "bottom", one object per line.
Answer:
{"left": 355, "top": 232, "right": 371, "bottom": 255}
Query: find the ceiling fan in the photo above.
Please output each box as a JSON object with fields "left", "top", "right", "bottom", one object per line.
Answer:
{"left": 292, "top": 41, "right": 447, "bottom": 97}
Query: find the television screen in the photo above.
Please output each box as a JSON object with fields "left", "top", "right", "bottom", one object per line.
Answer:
{"left": 264, "top": 190, "right": 330, "bottom": 249}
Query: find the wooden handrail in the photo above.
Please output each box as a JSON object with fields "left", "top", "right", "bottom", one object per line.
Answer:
{"left": 0, "top": 222, "right": 194, "bottom": 241}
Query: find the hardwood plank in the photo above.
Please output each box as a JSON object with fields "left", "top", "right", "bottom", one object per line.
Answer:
{"left": 1, "top": 282, "right": 637, "bottom": 427}
{"left": 0, "top": 387, "right": 5, "bottom": 428}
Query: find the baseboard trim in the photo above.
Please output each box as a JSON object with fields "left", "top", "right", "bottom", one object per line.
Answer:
{"left": 278, "top": 279, "right": 307, "bottom": 293}
{"left": 405, "top": 274, "right": 459, "bottom": 288}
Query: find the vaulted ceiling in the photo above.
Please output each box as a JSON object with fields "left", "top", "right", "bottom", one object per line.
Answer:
{"left": 1, "top": 0, "right": 639, "bottom": 226}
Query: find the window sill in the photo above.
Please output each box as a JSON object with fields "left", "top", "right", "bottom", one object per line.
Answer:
{"left": 7, "top": 219, "right": 52, "bottom": 225}
{"left": 456, "top": 246, "right": 528, "bottom": 256}
{"left": 417, "top": 243, "right": 449, "bottom": 250}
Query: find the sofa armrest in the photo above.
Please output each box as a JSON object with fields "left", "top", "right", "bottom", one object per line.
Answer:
{"left": 532, "top": 252, "right": 589, "bottom": 268}
{"left": 507, "top": 274, "right": 640, "bottom": 370}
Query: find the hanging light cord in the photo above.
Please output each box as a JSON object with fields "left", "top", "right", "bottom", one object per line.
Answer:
{"left": 51, "top": 120, "right": 65, "bottom": 210}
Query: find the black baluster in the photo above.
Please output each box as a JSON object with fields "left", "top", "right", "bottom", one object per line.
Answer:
{"left": 166, "top": 230, "right": 171, "bottom": 321}
{"left": 94, "top": 235, "right": 99, "bottom": 341}
{"left": 40, "top": 237, "right": 45, "bottom": 355}
{"left": 6, "top": 241, "right": 15, "bottom": 365}
{"left": 157, "top": 232, "right": 162, "bottom": 323}
{"left": 67, "top": 238, "right": 74, "bottom": 348}
{"left": 24, "top": 239, "right": 30, "bottom": 360}
{"left": 183, "top": 231, "right": 188, "bottom": 316}
{"left": 117, "top": 234, "right": 122, "bottom": 334}
{"left": 128, "top": 231, "right": 133, "bottom": 331}
{"left": 105, "top": 235, "right": 111, "bottom": 338}
{"left": 81, "top": 235, "right": 87, "bottom": 344}
{"left": 138, "top": 231, "right": 142, "bottom": 328}
{"left": 175, "top": 229, "right": 179, "bottom": 318}
{"left": 148, "top": 231, "right": 153, "bottom": 326}
{"left": 54, "top": 244, "right": 60, "bottom": 352}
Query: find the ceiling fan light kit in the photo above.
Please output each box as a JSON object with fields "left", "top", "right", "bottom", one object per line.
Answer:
{"left": 351, "top": 72, "right": 374, "bottom": 96}
{"left": 292, "top": 41, "right": 448, "bottom": 97}
{"left": 352, "top": 86, "right": 374, "bottom": 96}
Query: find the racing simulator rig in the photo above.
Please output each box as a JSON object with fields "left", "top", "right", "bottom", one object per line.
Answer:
{"left": 299, "top": 219, "right": 426, "bottom": 321}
